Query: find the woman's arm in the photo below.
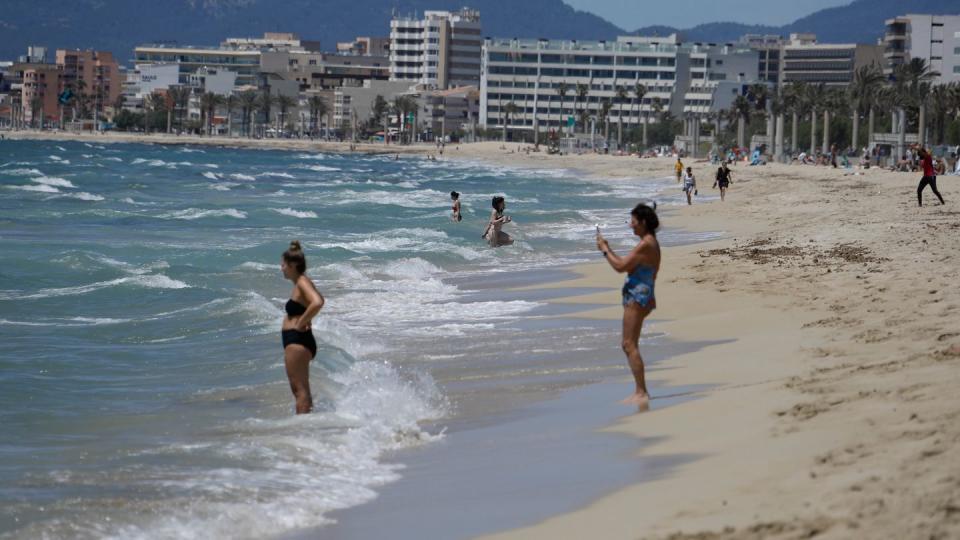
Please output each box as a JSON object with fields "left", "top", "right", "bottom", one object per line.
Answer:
{"left": 294, "top": 276, "right": 324, "bottom": 331}
{"left": 596, "top": 234, "right": 646, "bottom": 274}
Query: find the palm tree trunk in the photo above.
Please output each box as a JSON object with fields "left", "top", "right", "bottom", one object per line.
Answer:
{"left": 810, "top": 109, "right": 817, "bottom": 154}
{"left": 775, "top": 113, "right": 784, "bottom": 161}
{"left": 918, "top": 104, "right": 926, "bottom": 147}
{"left": 737, "top": 115, "right": 745, "bottom": 148}
{"left": 791, "top": 112, "right": 798, "bottom": 154}
{"left": 618, "top": 108, "right": 623, "bottom": 148}
{"left": 851, "top": 107, "right": 859, "bottom": 155}
{"left": 167, "top": 109, "right": 172, "bottom": 134}
{"left": 867, "top": 107, "right": 875, "bottom": 150}
{"left": 822, "top": 109, "right": 829, "bottom": 154}
{"left": 896, "top": 109, "right": 906, "bottom": 160}
{"left": 642, "top": 113, "right": 648, "bottom": 147}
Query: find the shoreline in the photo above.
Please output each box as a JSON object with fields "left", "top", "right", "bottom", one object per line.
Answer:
{"left": 475, "top": 150, "right": 960, "bottom": 538}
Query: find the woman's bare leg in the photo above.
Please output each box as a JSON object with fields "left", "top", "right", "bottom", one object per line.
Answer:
{"left": 621, "top": 302, "right": 652, "bottom": 405}
{"left": 284, "top": 345, "right": 313, "bottom": 414}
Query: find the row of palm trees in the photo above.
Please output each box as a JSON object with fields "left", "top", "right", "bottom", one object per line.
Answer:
{"left": 720, "top": 58, "right": 958, "bottom": 158}
{"left": 137, "top": 87, "right": 330, "bottom": 138}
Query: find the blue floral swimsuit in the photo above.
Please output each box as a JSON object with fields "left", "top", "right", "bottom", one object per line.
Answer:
{"left": 622, "top": 265, "right": 656, "bottom": 309}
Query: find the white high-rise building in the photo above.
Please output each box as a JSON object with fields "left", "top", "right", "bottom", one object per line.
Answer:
{"left": 389, "top": 8, "right": 482, "bottom": 89}
{"left": 885, "top": 14, "right": 960, "bottom": 84}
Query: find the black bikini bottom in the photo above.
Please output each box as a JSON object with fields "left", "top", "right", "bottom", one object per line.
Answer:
{"left": 282, "top": 329, "right": 317, "bottom": 358}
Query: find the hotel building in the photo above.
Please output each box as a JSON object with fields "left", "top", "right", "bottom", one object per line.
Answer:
{"left": 884, "top": 14, "right": 960, "bottom": 84}
{"left": 389, "top": 8, "right": 482, "bottom": 89}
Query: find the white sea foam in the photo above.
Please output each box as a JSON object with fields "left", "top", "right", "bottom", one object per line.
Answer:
{"left": 202, "top": 171, "right": 221, "bottom": 180}
{"left": 32, "top": 176, "right": 76, "bottom": 188}
{"left": 55, "top": 145, "right": 67, "bottom": 152}
{"left": 7, "top": 184, "right": 60, "bottom": 193}
{"left": 49, "top": 155, "right": 65, "bottom": 161}
{"left": 63, "top": 192, "right": 105, "bottom": 201}
{"left": 230, "top": 173, "right": 256, "bottom": 181}
{"left": 301, "top": 164, "right": 342, "bottom": 172}
{"left": 237, "top": 261, "right": 276, "bottom": 272}
{"left": 257, "top": 172, "right": 295, "bottom": 179}
{"left": 209, "top": 182, "right": 239, "bottom": 191}
{"left": 271, "top": 207, "right": 317, "bottom": 219}
{"left": 294, "top": 153, "right": 331, "bottom": 160}
{"left": 0, "top": 273, "right": 188, "bottom": 301}
{"left": 161, "top": 208, "right": 247, "bottom": 220}
{"left": 2, "top": 168, "right": 44, "bottom": 177}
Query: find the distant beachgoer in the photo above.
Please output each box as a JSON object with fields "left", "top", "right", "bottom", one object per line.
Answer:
{"left": 917, "top": 148, "right": 945, "bottom": 207}
{"left": 682, "top": 166, "right": 696, "bottom": 205}
{"left": 450, "top": 191, "right": 462, "bottom": 222}
{"left": 714, "top": 162, "right": 731, "bottom": 201}
{"left": 595, "top": 202, "right": 661, "bottom": 407}
{"left": 482, "top": 196, "right": 513, "bottom": 247}
{"left": 280, "top": 241, "right": 325, "bottom": 414}
{"left": 674, "top": 157, "right": 684, "bottom": 183}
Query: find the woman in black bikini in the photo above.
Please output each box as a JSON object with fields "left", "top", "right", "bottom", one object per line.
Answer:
{"left": 450, "top": 191, "right": 462, "bottom": 222}
{"left": 280, "top": 241, "right": 325, "bottom": 414}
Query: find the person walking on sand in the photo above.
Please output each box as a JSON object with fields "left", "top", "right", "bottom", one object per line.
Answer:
{"left": 482, "top": 195, "right": 513, "bottom": 247}
{"left": 682, "top": 166, "right": 697, "bottom": 205}
{"left": 674, "top": 157, "right": 684, "bottom": 183}
{"left": 279, "top": 241, "right": 325, "bottom": 414}
{"left": 713, "top": 161, "right": 731, "bottom": 201}
{"left": 917, "top": 148, "right": 945, "bottom": 207}
{"left": 450, "top": 191, "right": 462, "bottom": 222}
{"left": 596, "top": 203, "right": 661, "bottom": 407}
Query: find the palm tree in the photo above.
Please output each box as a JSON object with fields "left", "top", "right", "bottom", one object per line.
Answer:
{"left": 257, "top": 90, "right": 276, "bottom": 138}
{"left": 146, "top": 93, "right": 167, "bottom": 134}
{"left": 782, "top": 81, "right": 805, "bottom": 155}
{"left": 275, "top": 94, "right": 297, "bottom": 137}
{"left": 847, "top": 64, "right": 884, "bottom": 154}
{"left": 633, "top": 82, "right": 647, "bottom": 148}
{"left": 556, "top": 82, "right": 569, "bottom": 137}
{"left": 503, "top": 101, "right": 518, "bottom": 143}
{"left": 805, "top": 83, "right": 825, "bottom": 154}
{"left": 237, "top": 90, "right": 258, "bottom": 138}
{"left": 730, "top": 94, "right": 751, "bottom": 148}
{"left": 929, "top": 84, "right": 953, "bottom": 145}
{"left": 747, "top": 83, "right": 770, "bottom": 143}
{"left": 600, "top": 98, "right": 613, "bottom": 144}
{"left": 29, "top": 95, "right": 42, "bottom": 129}
{"left": 897, "top": 57, "right": 939, "bottom": 146}
{"left": 198, "top": 92, "right": 219, "bottom": 136}
{"left": 575, "top": 82, "right": 588, "bottom": 134}
{"left": 615, "top": 85, "right": 628, "bottom": 147}
{"left": 308, "top": 95, "right": 329, "bottom": 137}
{"left": 224, "top": 94, "right": 238, "bottom": 137}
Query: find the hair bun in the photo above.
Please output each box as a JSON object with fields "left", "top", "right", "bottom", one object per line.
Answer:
{"left": 289, "top": 240, "right": 302, "bottom": 251}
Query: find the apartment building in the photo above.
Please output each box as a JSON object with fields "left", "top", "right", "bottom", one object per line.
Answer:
{"left": 779, "top": 33, "right": 885, "bottom": 86}
{"left": 55, "top": 50, "right": 121, "bottom": 107}
{"left": 480, "top": 34, "right": 757, "bottom": 135}
{"left": 389, "top": 8, "right": 482, "bottom": 89}
{"left": 739, "top": 34, "right": 784, "bottom": 83}
{"left": 13, "top": 62, "right": 62, "bottom": 127}
{"left": 337, "top": 37, "right": 390, "bottom": 57}
{"left": 885, "top": 14, "right": 960, "bottom": 84}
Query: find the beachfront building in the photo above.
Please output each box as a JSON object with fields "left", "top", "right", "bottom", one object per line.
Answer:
{"left": 332, "top": 79, "right": 414, "bottom": 131}
{"left": 55, "top": 50, "right": 122, "bottom": 110}
{"left": 480, "top": 34, "right": 758, "bottom": 145}
{"left": 779, "top": 33, "right": 885, "bottom": 86}
{"left": 420, "top": 85, "right": 480, "bottom": 140}
{"left": 13, "top": 62, "right": 61, "bottom": 128}
{"left": 121, "top": 63, "right": 180, "bottom": 111}
{"left": 884, "top": 14, "right": 960, "bottom": 84}
{"left": 260, "top": 50, "right": 390, "bottom": 92}
{"left": 337, "top": 37, "right": 391, "bottom": 57}
{"left": 389, "top": 8, "right": 482, "bottom": 89}
{"left": 739, "top": 34, "right": 784, "bottom": 83}
{"left": 133, "top": 33, "right": 316, "bottom": 88}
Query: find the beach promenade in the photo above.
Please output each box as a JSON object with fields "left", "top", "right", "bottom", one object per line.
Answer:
{"left": 5, "top": 130, "right": 959, "bottom": 538}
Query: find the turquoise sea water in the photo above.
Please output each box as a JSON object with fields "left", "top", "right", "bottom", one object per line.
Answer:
{"left": 0, "top": 140, "right": 713, "bottom": 538}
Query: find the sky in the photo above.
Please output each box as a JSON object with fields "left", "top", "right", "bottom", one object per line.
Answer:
{"left": 562, "top": 0, "right": 853, "bottom": 30}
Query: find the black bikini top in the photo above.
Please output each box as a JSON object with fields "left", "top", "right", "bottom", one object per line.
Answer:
{"left": 285, "top": 299, "right": 307, "bottom": 317}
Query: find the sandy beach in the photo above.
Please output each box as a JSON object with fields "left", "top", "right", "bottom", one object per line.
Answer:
{"left": 5, "top": 131, "right": 960, "bottom": 538}
{"left": 463, "top": 146, "right": 960, "bottom": 539}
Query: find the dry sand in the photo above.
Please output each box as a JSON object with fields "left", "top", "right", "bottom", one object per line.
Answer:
{"left": 460, "top": 144, "right": 960, "bottom": 539}
{"left": 7, "top": 133, "right": 959, "bottom": 538}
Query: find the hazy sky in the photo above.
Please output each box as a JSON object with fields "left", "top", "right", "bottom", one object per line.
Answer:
{"left": 562, "top": 0, "right": 852, "bottom": 30}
